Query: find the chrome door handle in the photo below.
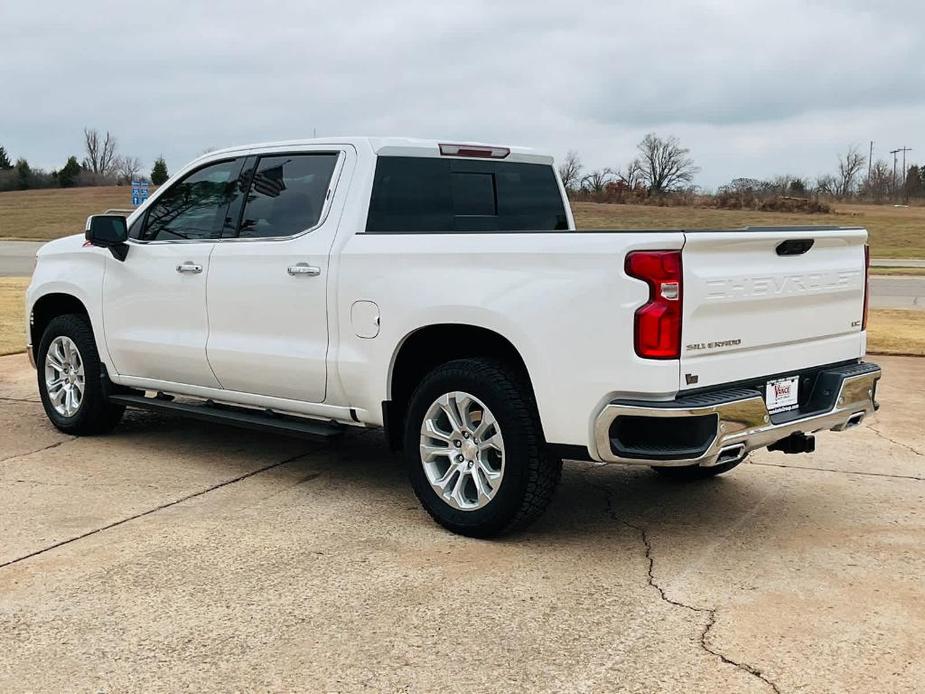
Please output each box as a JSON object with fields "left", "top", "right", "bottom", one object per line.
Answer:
{"left": 288, "top": 263, "right": 321, "bottom": 277}
{"left": 176, "top": 263, "right": 203, "bottom": 274}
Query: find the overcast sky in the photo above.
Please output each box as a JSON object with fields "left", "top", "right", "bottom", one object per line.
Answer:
{"left": 2, "top": 0, "right": 922, "bottom": 188}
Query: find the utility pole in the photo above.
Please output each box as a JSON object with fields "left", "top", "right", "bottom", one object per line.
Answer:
{"left": 890, "top": 148, "right": 900, "bottom": 196}
{"left": 868, "top": 141, "right": 874, "bottom": 183}
{"left": 891, "top": 147, "right": 913, "bottom": 199}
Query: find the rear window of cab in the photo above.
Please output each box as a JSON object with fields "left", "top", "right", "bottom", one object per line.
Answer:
{"left": 365, "top": 156, "right": 568, "bottom": 233}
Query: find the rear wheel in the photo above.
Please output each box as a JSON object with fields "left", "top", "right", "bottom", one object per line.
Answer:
{"left": 651, "top": 458, "right": 744, "bottom": 481}
{"left": 404, "top": 358, "right": 561, "bottom": 537}
{"left": 37, "top": 314, "right": 124, "bottom": 435}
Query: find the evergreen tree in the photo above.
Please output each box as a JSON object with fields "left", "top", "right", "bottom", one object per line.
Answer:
{"left": 151, "top": 156, "right": 169, "bottom": 185}
{"left": 59, "top": 156, "right": 81, "bottom": 188}
{"left": 0, "top": 146, "right": 12, "bottom": 170}
{"left": 15, "top": 158, "right": 32, "bottom": 189}
{"left": 904, "top": 165, "right": 923, "bottom": 198}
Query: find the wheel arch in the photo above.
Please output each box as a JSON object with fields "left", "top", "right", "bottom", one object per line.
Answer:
{"left": 383, "top": 323, "right": 538, "bottom": 451}
{"left": 30, "top": 292, "right": 92, "bottom": 363}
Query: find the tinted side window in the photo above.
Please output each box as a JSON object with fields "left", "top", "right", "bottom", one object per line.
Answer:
{"left": 365, "top": 157, "right": 568, "bottom": 232}
{"left": 139, "top": 159, "right": 244, "bottom": 241}
{"left": 236, "top": 153, "right": 338, "bottom": 239}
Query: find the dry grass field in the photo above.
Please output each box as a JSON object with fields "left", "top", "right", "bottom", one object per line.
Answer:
{"left": 865, "top": 309, "right": 925, "bottom": 356}
{"left": 573, "top": 202, "right": 925, "bottom": 258}
{"left": 0, "top": 272, "right": 919, "bottom": 357}
{"left": 0, "top": 277, "right": 29, "bottom": 355}
{"left": 0, "top": 187, "right": 133, "bottom": 240}
{"left": 868, "top": 267, "right": 925, "bottom": 276}
{"left": 0, "top": 187, "right": 922, "bottom": 257}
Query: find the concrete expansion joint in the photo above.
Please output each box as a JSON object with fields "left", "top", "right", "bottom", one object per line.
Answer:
{"left": 0, "top": 396, "right": 42, "bottom": 404}
{"left": 0, "top": 448, "right": 317, "bottom": 570}
{"left": 0, "top": 437, "right": 75, "bottom": 465}
{"left": 586, "top": 473, "right": 783, "bottom": 694}
{"left": 749, "top": 460, "right": 925, "bottom": 482}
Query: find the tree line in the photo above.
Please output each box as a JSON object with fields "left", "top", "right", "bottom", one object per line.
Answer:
{"left": 558, "top": 133, "right": 700, "bottom": 198}
{"left": 0, "top": 128, "right": 169, "bottom": 192}
{"left": 560, "top": 134, "right": 924, "bottom": 207}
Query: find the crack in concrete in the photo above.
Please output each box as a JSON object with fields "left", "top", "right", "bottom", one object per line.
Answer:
{"left": 624, "top": 519, "right": 781, "bottom": 694}
{"left": 0, "top": 437, "right": 74, "bottom": 464}
{"left": 0, "top": 396, "right": 41, "bottom": 404}
{"left": 589, "top": 473, "right": 782, "bottom": 694}
{"left": 0, "top": 449, "right": 316, "bottom": 570}
{"left": 749, "top": 460, "right": 924, "bottom": 481}
{"left": 865, "top": 424, "right": 925, "bottom": 458}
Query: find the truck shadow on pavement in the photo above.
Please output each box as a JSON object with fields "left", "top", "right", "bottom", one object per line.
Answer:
{"left": 109, "top": 409, "right": 836, "bottom": 551}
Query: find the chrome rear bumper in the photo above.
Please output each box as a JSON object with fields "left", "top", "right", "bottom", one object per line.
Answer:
{"left": 593, "top": 362, "right": 880, "bottom": 467}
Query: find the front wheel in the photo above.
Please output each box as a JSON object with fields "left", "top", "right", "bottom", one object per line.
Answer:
{"left": 403, "top": 358, "right": 561, "bottom": 537}
{"left": 37, "top": 314, "right": 125, "bottom": 435}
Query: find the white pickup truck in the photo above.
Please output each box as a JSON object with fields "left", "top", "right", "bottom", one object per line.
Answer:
{"left": 25, "top": 137, "right": 880, "bottom": 536}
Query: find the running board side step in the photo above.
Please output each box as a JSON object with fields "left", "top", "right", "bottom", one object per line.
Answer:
{"left": 108, "top": 394, "right": 344, "bottom": 440}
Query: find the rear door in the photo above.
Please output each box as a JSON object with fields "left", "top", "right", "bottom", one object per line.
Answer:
{"left": 205, "top": 147, "right": 350, "bottom": 403}
{"left": 679, "top": 227, "right": 867, "bottom": 391}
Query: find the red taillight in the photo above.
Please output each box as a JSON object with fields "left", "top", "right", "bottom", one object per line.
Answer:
{"left": 438, "top": 143, "right": 510, "bottom": 159}
{"left": 862, "top": 244, "right": 870, "bottom": 330}
{"left": 626, "top": 250, "right": 683, "bottom": 359}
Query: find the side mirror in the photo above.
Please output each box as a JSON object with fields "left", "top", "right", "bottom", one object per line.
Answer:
{"left": 85, "top": 215, "right": 129, "bottom": 261}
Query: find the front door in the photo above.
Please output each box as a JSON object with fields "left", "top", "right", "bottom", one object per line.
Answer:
{"left": 103, "top": 157, "right": 247, "bottom": 387}
{"left": 205, "top": 148, "right": 350, "bottom": 403}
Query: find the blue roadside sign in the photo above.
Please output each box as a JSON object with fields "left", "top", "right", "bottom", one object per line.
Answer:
{"left": 131, "top": 180, "right": 150, "bottom": 207}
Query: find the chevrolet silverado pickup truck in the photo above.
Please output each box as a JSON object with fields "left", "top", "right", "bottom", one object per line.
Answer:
{"left": 25, "top": 137, "right": 881, "bottom": 536}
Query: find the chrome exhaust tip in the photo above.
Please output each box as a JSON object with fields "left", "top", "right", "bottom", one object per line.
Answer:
{"left": 845, "top": 412, "right": 865, "bottom": 429}
{"left": 715, "top": 443, "right": 747, "bottom": 465}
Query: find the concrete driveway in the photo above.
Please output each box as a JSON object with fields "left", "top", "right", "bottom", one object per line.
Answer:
{"left": 0, "top": 354, "right": 923, "bottom": 693}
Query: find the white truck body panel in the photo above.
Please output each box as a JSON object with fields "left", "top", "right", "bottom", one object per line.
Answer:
{"left": 680, "top": 228, "right": 867, "bottom": 390}
{"left": 334, "top": 230, "right": 684, "bottom": 445}
{"left": 203, "top": 146, "right": 355, "bottom": 402}
{"left": 102, "top": 241, "right": 219, "bottom": 388}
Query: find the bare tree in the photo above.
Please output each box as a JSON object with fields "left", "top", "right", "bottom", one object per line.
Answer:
{"left": 615, "top": 158, "right": 644, "bottom": 189}
{"left": 814, "top": 174, "right": 838, "bottom": 197}
{"left": 636, "top": 133, "right": 699, "bottom": 194}
{"left": 557, "top": 150, "right": 583, "bottom": 192}
{"left": 580, "top": 168, "right": 615, "bottom": 194}
{"left": 835, "top": 146, "right": 866, "bottom": 198}
{"left": 861, "top": 159, "right": 893, "bottom": 202}
{"left": 114, "top": 155, "right": 143, "bottom": 183}
{"left": 83, "top": 127, "right": 118, "bottom": 176}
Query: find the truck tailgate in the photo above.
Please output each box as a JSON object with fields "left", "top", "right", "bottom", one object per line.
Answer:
{"left": 680, "top": 227, "right": 867, "bottom": 391}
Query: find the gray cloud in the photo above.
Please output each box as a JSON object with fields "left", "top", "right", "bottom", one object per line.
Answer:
{"left": 1, "top": 0, "right": 922, "bottom": 188}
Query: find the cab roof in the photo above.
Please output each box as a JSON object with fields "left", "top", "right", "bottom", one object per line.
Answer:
{"left": 201, "top": 137, "right": 553, "bottom": 165}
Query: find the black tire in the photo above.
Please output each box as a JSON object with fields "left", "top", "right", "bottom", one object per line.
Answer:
{"left": 403, "top": 358, "right": 561, "bottom": 538}
{"left": 36, "top": 314, "right": 125, "bottom": 435}
{"left": 651, "top": 458, "right": 744, "bottom": 481}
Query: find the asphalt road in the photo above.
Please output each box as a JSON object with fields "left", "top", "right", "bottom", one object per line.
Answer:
{"left": 3, "top": 241, "right": 922, "bottom": 309}
{"left": 869, "top": 276, "right": 925, "bottom": 309}
{"left": 0, "top": 352, "right": 923, "bottom": 692}
{"left": 0, "top": 241, "right": 43, "bottom": 276}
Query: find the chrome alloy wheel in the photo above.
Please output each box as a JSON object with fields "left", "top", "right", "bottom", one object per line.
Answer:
{"left": 419, "top": 391, "right": 505, "bottom": 511}
{"left": 44, "top": 336, "right": 85, "bottom": 417}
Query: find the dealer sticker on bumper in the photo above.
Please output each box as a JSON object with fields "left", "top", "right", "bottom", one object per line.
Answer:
{"left": 766, "top": 376, "right": 800, "bottom": 413}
